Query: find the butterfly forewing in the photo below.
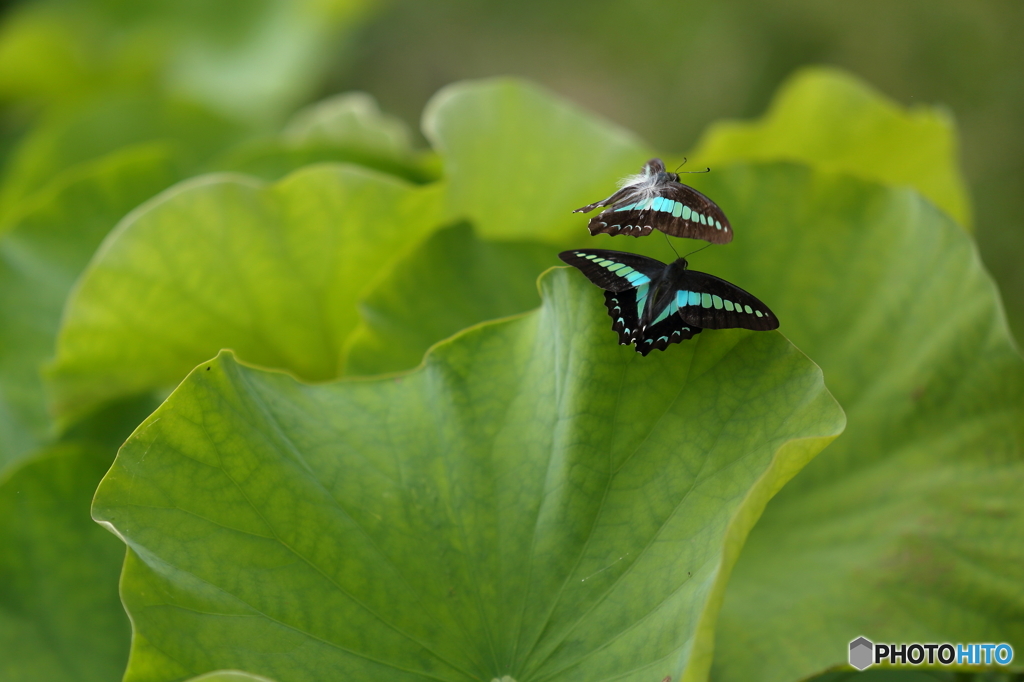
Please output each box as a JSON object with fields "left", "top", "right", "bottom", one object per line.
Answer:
{"left": 673, "top": 270, "right": 778, "bottom": 331}
{"left": 558, "top": 249, "right": 664, "bottom": 293}
{"left": 560, "top": 249, "right": 666, "bottom": 346}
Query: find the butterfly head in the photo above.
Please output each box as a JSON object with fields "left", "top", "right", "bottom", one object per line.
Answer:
{"left": 667, "top": 257, "right": 690, "bottom": 276}
{"left": 661, "top": 171, "right": 680, "bottom": 183}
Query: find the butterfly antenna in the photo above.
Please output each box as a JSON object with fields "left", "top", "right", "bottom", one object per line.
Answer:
{"left": 662, "top": 231, "right": 681, "bottom": 259}
{"left": 674, "top": 157, "right": 711, "bottom": 174}
{"left": 682, "top": 243, "right": 712, "bottom": 259}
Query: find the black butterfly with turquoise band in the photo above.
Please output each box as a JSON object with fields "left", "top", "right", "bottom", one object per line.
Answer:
{"left": 559, "top": 249, "right": 778, "bottom": 355}
{"left": 573, "top": 158, "right": 732, "bottom": 243}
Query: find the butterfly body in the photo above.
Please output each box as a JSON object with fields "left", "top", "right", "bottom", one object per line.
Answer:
{"left": 574, "top": 158, "right": 733, "bottom": 243}
{"left": 559, "top": 249, "right": 778, "bottom": 355}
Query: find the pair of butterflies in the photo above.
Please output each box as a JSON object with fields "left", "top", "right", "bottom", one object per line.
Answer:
{"left": 560, "top": 158, "right": 778, "bottom": 356}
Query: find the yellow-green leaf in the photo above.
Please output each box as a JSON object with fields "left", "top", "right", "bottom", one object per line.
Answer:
{"left": 46, "top": 165, "right": 443, "bottom": 426}
{"left": 692, "top": 67, "right": 972, "bottom": 228}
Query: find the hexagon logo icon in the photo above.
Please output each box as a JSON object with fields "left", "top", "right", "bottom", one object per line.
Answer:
{"left": 849, "top": 637, "right": 874, "bottom": 670}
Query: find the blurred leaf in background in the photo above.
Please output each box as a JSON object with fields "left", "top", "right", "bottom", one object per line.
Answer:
{"left": 0, "top": 395, "right": 157, "bottom": 682}
{"left": 211, "top": 91, "right": 437, "bottom": 184}
{"left": 422, "top": 77, "right": 649, "bottom": 242}
{"left": 0, "top": 0, "right": 387, "bottom": 224}
{"left": 0, "top": 96, "right": 244, "bottom": 222}
{"left": 0, "top": 443, "right": 131, "bottom": 681}
{"left": 0, "top": 84, "right": 421, "bottom": 474}
{"left": 44, "top": 165, "right": 442, "bottom": 426}
{"left": 0, "top": 0, "right": 377, "bottom": 123}
{"left": 0, "top": 143, "right": 178, "bottom": 474}
{"left": 692, "top": 66, "right": 971, "bottom": 229}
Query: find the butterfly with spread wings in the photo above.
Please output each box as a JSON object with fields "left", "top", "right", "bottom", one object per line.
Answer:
{"left": 573, "top": 158, "right": 732, "bottom": 243}
{"left": 559, "top": 249, "right": 777, "bottom": 355}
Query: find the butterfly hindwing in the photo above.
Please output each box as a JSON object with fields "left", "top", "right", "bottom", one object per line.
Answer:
{"left": 672, "top": 270, "right": 779, "bottom": 331}
{"left": 604, "top": 290, "right": 641, "bottom": 345}
{"left": 634, "top": 312, "right": 702, "bottom": 356}
{"left": 558, "top": 249, "right": 664, "bottom": 293}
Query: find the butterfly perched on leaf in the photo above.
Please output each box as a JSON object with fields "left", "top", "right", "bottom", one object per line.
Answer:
{"left": 573, "top": 158, "right": 732, "bottom": 243}
{"left": 559, "top": 249, "right": 778, "bottom": 355}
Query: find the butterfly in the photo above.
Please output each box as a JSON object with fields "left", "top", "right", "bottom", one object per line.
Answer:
{"left": 559, "top": 249, "right": 778, "bottom": 355}
{"left": 573, "top": 158, "right": 732, "bottom": 243}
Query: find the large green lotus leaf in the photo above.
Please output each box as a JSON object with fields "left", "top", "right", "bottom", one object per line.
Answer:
{"left": 642, "top": 163, "right": 1024, "bottom": 681}
{"left": 422, "top": 78, "right": 652, "bottom": 243}
{"left": 46, "top": 165, "right": 443, "bottom": 426}
{"left": 344, "top": 222, "right": 559, "bottom": 375}
{"left": 691, "top": 67, "right": 972, "bottom": 228}
{"left": 93, "top": 268, "right": 844, "bottom": 682}
{"left": 0, "top": 143, "right": 179, "bottom": 475}
{"left": 0, "top": 96, "right": 244, "bottom": 223}
{"left": 0, "top": 442, "right": 130, "bottom": 682}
